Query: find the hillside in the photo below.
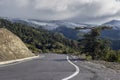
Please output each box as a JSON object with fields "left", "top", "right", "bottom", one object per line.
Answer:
{"left": 0, "top": 18, "right": 81, "bottom": 54}
{"left": 53, "top": 26, "right": 80, "bottom": 40}
{"left": 0, "top": 28, "right": 34, "bottom": 61}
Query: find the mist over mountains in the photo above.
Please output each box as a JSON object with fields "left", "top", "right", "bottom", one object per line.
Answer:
{"left": 1, "top": 17, "right": 120, "bottom": 50}
{"left": 4, "top": 17, "right": 96, "bottom": 39}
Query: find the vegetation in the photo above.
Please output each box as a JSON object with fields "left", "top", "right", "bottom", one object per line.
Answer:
{"left": 0, "top": 18, "right": 81, "bottom": 54}
{"left": 78, "top": 26, "right": 120, "bottom": 62}
{"left": 0, "top": 18, "right": 120, "bottom": 62}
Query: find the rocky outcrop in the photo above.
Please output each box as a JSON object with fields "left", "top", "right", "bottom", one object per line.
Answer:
{"left": 0, "top": 28, "right": 34, "bottom": 61}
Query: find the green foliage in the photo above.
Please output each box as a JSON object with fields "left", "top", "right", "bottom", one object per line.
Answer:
{"left": 80, "top": 27, "right": 111, "bottom": 59}
{"left": 116, "top": 50, "right": 120, "bottom": 62}
{"left": 26, "top": 44, "right": 41, "bottom": 54}
{"left": 105, "top": 50, "right": 117, "bottom": 62}
{"left": 0, "top": 18, "right": 80, "bottom": 54}
{"left": 86, "top": 55, "right": 92, "bottom": 61}
{"left": 77, "top": 26, "right": 120, "bottom": 62}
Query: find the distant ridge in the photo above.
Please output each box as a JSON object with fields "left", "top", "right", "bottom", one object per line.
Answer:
{"left": 103, "top": 20, "right": 120, "bottom": 29}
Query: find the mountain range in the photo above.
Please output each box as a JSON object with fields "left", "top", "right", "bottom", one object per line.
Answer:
{"left": 7, "top": 18, "right": 93, "bottom": 30}
{"left": 4, "top": 17, "right": 95, "bottom": 40}
{"left": 1, "top": 17, "right": 120, "bottom": 50}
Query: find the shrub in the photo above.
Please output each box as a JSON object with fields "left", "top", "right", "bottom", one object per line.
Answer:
{"left": 105, "top": 50, "right": 117, "bottom": 62}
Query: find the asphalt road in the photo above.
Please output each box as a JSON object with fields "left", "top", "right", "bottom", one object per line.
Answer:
{"left": 0, "top": 54, "right": 120, "bottom": 80}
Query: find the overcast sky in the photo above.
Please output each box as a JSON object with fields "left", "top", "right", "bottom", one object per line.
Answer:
{"left": 0, "top": 0, "right": 120, "bottom": 24}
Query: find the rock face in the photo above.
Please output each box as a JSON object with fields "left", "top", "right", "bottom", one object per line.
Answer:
{"left": 0, "top": 28, "right": 34, "bottom": 61}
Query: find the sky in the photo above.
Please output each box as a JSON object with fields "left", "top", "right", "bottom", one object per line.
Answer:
{"left": 0, "top": 0, "right": 120, "bottom": 24}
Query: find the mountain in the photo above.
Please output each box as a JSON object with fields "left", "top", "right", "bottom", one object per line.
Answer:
{"left": 53, "top": 26, "right": 86, "bottom": 40}
{"left": 101, "top": 20, "right": 120, "bottom": 50}
{"left": 103, "top": 20, "right": 120, "bottom": 29}
{"left": 101, "top": 20, "right": 120, "bottom": 40}
{"left": 0, "top": 28, "right": 34, "bottom": 61}
{"left": 53, "top": 26, "right": 79, "bottom": 40}
{"left": 4, "top": 18, "right": 94, "bottom": 40}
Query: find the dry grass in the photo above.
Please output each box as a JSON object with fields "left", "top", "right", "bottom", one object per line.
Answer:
{"left": 0, "top": 28, "right": 34, "bottom": 61}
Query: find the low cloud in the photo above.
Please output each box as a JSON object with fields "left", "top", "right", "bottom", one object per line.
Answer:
{"left": 0, "top": 0, "right": 120, "bottom": 24}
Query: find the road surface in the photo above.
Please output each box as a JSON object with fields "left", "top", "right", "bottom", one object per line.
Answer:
{"left": 0, "top": 54, "right": 120, "bottom": 80}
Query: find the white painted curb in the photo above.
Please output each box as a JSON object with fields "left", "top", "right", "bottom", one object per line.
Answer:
{"left": 0, "top": 56, "right": 40, "bottom": 65}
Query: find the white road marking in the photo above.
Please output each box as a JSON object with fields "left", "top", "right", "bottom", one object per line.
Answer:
{"left": 62, "top": 56, "right": 80, "bottom": 80}
{"left": 0, "top": 55, "right": 45, "bottom": 67}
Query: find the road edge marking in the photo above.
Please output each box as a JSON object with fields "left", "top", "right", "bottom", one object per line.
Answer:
{"left": 62, "top": 56, "right": 80, "bottom": 80}
{"left": 0, "top": 55, "right": 45, "bottom": 67}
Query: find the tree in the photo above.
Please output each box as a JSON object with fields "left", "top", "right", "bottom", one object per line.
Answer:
{"left": 79, "top": 26, "right": 112, "bottom": 59}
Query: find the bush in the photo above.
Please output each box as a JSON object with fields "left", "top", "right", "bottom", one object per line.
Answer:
{"left": 105, "top": 50, "right": 117, "bottom": 62}
{"left": 86, "top": 55, "right": 92, "bottom": 61}
{"left": 116, "top": 50, "right": 120, "bottom": 62}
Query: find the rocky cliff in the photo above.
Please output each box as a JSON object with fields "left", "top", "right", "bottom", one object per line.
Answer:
{"left": 0, "top": 28, "right": 34, "bottom": 61}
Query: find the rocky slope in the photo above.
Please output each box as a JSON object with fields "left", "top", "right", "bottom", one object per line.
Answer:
{"left": 0, "top": 28, "right": 34, "bottom": 61}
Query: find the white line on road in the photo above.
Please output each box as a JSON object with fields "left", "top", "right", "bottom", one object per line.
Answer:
{"left": 0, "top": 55, "right": 45, "bottom": 67}
{"left": 62, "top": 56, "right": 80, "bottom": 80}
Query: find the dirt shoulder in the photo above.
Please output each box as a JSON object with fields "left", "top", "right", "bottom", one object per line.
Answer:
{"left": 91, "top": 60, "right": 120, "bottom": 72}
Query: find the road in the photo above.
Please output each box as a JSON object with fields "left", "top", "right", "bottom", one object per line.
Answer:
{"left": 0, "top": 54, "right": 120, "bottom": 80}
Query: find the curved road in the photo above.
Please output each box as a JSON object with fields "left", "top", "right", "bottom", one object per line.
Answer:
{"left": 0, "top": 54, "right": 120, "bottom": 80}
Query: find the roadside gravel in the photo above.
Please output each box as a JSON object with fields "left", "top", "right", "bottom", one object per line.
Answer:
{"left": 91, "top": 60, "right": 120, "bottom": 72}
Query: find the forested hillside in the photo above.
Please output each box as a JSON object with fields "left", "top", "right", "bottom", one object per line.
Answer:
{"left": 0, "top": 18, "right": 80, "bottom": 54}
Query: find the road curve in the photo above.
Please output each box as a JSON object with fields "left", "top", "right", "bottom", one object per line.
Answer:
{"left": 0, "top": 54, "right": 120, "bottom": 80}
{"left": 62, "top": 56, "right": 79, "bottom": 80}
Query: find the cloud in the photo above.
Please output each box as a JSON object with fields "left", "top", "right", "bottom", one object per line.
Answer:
{"left": 0, "top": 0, "right": 120, "bottom": 24}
